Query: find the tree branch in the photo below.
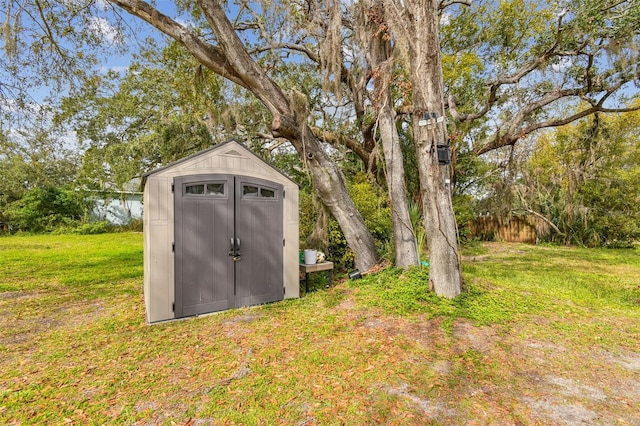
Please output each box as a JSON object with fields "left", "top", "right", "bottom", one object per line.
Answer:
{"left": 310, "top": 126, "right": 371, "bottom": 164}
{"left": 439, "top": 0, "right": 472, "bottom": 10}
{"left": 250, "top": 42, "right": 320, "bottom": 63}
{"left": 447, "top": 12, "right": 591, "bottom": 124}
{"left": 108, "top": 0, "right": 246, "bottom": 89}
{"left": 514, "top": 208, "right": 565, "bottom": 236}
{"left": 475, "top": 84, "right": 640, "bottom": 155}
{"left": 33, "top": 0, "right": 68, "bottom": 61}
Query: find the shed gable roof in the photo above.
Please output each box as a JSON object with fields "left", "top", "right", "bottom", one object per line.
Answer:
{"left": 142, "top": 139, "right": 297, "bottom": 186}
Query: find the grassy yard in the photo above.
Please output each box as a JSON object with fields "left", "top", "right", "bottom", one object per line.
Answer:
{"left": 1, "top": 234, "right": 639, "bottom": 425}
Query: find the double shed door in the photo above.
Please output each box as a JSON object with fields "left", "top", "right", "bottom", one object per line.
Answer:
{"left": 174, "top": 174, "right": 284, "bottom": 318}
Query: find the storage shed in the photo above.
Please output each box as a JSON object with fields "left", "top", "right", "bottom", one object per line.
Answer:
{"left": 143, "top": 139, "right": 299, "bottom": 323}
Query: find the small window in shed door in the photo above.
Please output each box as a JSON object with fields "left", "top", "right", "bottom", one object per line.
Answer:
{"left": 242, "top": 184, "right": 277, "bottom": 199}
{"left": 243, "top": 185, "right": 259, "bottom": 197}
{"left": 185, "top": 184, "right": 205, "bottom": 195}
{"left": 185, "top": 182, "right": 225, "bottom": 196}
{"left": 207, "top": 183, "right": 225, "bottom": 195}
{"left": 260, "top": 188, "right": 275, "bottom": 198}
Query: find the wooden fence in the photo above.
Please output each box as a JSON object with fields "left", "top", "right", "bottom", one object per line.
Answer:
{"left": 468, "top": 215, "right": 551, "bottom": 244}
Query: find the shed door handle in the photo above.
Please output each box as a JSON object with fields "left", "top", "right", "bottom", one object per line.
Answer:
{"left": 229, "top": 238, "right": 241, "bottom": 256}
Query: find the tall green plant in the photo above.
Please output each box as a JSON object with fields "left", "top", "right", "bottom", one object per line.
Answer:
{"left": 408, "top": 199, "right": 426, "bottom": 257}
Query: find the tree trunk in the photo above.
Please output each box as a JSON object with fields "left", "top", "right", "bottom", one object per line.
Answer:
{"left": 363, "top": 1, "right": 420, "bottom": 269}
{"left": 403, "top": 0, "right": 462, "bottom": 297}
{"left": 307, "top": 200, "right": 329, "bottom": 250}
{"left": 378, "top": 104, "right": 420, "bottom": 268}
{"left": 109, "top": 0, "right": 379, "bottom": 272}
{"left": 273, "top": 116, "right": 380, "bottom": 271}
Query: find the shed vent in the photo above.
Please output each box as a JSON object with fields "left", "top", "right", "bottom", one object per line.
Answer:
{"left": 223, "top": 149, "right": 242, "bottom": 156}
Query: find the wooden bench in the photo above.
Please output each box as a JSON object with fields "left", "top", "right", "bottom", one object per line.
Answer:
{"left": 299, "top": 261, "right": 334, "bottom": 293}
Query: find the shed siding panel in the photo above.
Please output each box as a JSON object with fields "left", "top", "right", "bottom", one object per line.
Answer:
{"left": 287, "top": 186, "right": 299, "bottom": 223}
{"left": 143, "top": 183, "right": 152, "bottom": 319}
{"left": 283, "top": 182, "right": 299, "bottom": 298}
{"left": 154, "top": 178, "right": 170, "bottom": 223}
{"left": 218, "top": 156, "right": 229, "bottom": 169}
{"left": 220, "top": 156, "right": 234, "bottom": 170}
{"left": 253, "top": 163, "right": 264, "bottom": 174}
{"left": 148, "top": 223, "right": 173, "bottom": 322}
{"left": 234, "top": 157, "right": 245, "bottom": 170}
{"left": 148, "top": 180, "right": 159, "bottom": 221}
{"left": 228, "top": 157, "right": 238, "bottom": 169}
{"left": 145, "top": 177, "right": 174, "bottom": 322}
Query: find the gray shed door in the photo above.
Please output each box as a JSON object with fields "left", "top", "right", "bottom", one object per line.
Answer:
{"left": 174, "top": 174, "right": 284, "bottom": 318}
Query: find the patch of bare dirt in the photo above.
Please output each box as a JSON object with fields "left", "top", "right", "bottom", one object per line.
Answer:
{"left": 0, "top": 293, "right": 107, "bottom": 372}
{"left": 350, "top": 309, "right": 640, "bottom": 425}
{"left": 382, "top": 382, "right": 456, "bottom": 419}
{"left": 462, "top": 254, "right": 492, "bottom": 262}
{"left": 453, "top": 318, "right": 499, "bottom": 354}
{"left": 358, "top": 314, "right": 450, "bottom": 351}
{"left": 0, "top": 290, "right": 44, "bottom": 300}
{"left": 431, "top": 359, "right": 451, "bottom": 375}
{"left": 56, "top": 300, "right": 106, "bottom": 328}
{"left": 503, "top": 329, "right": 640, "bottom": 425}
{"left": 223, "top": 312, "right": 263, "bottom": 324}
{"left": 545, "top": 375, "right": 608, "bottom": 401}
{"left": 522, "top": 397, "right": 600, "bottom": 425}
{"left": 334, "top": 296, "right": 356, "bottom": 311}
{"left": 602, "top": 350, "right": 640, "bottom": 371}
{"left": 523, "top": 340, "right": 567, "bottom": 351}
{"left": 221, "top": 312, "right": 262, "bottom": 338}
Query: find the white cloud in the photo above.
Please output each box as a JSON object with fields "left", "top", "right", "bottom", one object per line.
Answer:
{"left": 94, "top": 0, "right": 110, "bottom": 10}
{"left": 97, "top": 65, "right": 129, "bottom": 75}
{"left": 62, "top": 0, "right": 109, "bottom": 12}
{"left": 175, "top": 18, "right": 196, "bottom": 29}
{"left": 552, "top": 57, "right": 572, "bottom": 72}
{"left": 88, "top": 16, "right": 119, "bottom": 43}
{"left": 1, "top": 98, "right": 46, "bottom": 116}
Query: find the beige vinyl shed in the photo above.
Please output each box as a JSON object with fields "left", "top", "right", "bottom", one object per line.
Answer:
{"left": 143, "top": 139, "right": 299, "bottom": 323}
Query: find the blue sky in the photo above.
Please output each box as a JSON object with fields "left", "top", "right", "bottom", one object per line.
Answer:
{"left": 0, "top": 0, "right": 190, "bottom": 142}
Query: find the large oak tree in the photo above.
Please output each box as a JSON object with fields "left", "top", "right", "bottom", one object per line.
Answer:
{"left": 2, "top": 0, "right": 639, "bottom": 297}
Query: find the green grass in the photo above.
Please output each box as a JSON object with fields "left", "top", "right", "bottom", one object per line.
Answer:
{"left": 350, "top": 243, "right": 640, "bottom": 324}
{"left": 0, "top": 233, "right": 142, "bottom": 294}
{"left": 1, "top": 235, "right": 639, "bottom": 425}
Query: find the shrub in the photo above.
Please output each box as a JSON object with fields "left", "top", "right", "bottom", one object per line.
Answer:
{"left": 349, "top": 173, "right": 392, "bottom": 243}
{"left": 324, "top": 173, "right": 393, "bottom": 269}
{"left": 73, "top": 221, "right": 114, "bottom": 235}
{"left": 115, "top": 218, "right": 143, "bottom": 233}
{"left": 6, "top": 187, "right": 93, "bottom": 233}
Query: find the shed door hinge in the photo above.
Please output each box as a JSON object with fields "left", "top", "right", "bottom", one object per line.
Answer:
{"left": 172, "top": 242, "right": 175, "bottom": 252}
{"left": 283, "top": 239, "right": 285, "bottom": 246}
{"left": 172, "top": 302, "right": 175, "bottom": 312}
{"left": 283, "top": 190, "right": 285, "bottom": 199}
{"left": 171, "top": 183, "right": 175, "bottom": 192}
